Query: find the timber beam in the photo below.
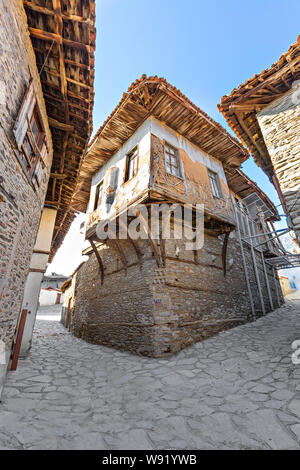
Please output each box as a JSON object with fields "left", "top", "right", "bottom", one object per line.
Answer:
{"left": 89, "top": 239, "right": 104, "bottom": 285}
{"left": 136, "top": 209, "right": 162, "bottom": 267}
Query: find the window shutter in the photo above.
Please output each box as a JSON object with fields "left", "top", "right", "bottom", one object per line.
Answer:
{"left": 39, "top": 139, "right": 48, "bottom": 165}
{"left": 109, "top": 167, "right": 119, "bottom": 190}
{"left": 13, "top": 79, "right": 36, "bottom": 150}
{"left": 34, "top": 159, "right": 43, "bottom": 187}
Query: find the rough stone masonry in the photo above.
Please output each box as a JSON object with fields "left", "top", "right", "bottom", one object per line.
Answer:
{"left": 65, "top": 228, "right": 283, "bottom": 357}
{"left": 0, "top": 0, "right": 52, "bottom": 359}
{"left": 257, "top": 87, "right": 300, "bottom": 243}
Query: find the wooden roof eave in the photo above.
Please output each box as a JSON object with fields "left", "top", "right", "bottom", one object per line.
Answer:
{"left": 23, "top": 0, "right": 96, "bottom": 261}
{"left": 218, "top": 36, "right": 300, "bottom": 182}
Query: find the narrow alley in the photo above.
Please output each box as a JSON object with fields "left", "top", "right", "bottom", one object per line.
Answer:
{"left": 0, "top": 294, "right": 300, "bottom": 450}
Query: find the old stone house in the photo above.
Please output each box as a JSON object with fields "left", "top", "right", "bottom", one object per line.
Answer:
{"left": 219, "top": 36, "right": 300, "bottom": 245}
{"left": 62, "top": 76, "right": 285, "bottom": 357}
{"left": 0, "top": 0, "right": 95, "bottom": 394}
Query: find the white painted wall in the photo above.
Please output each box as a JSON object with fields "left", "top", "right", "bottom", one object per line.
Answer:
{"left": 88, "top": 119, "right": 151, "bottom": 217}
{"left": 87, "top": 116, "right": 228, "bottom": 218}
{"left": 20, "top": 208, "right": 57, "bottom": 357}
{"left": 39, "top": 289, "right": 63, "bottom": 306}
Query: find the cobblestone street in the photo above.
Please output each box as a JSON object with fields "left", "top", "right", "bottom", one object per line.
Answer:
{"left": 0, "top": 293, "right": 300, "bottom": 450}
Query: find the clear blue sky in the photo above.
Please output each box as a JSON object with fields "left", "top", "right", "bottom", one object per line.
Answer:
{"left": 48, "top": 0, "right": 300, "bottom": 274}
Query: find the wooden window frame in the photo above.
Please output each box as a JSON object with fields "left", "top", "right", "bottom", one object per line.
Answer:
{"left": 124, "top": 147, "right": 139, "bottom": 183}
{"left": 13, "top": 80, "right": 47, "bottom": 189}
{"left": 94, "top": 180, "right": 104, "bottom": 211}
{"left": 207, "top": 169, "right": 223, "bottom": 199}
{"left": 164, "top": 142, "right": 182, "bottom": 178}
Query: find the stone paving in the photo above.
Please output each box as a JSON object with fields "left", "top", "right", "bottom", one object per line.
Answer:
{"left": 0, "top": 294, "right": 300, "bottom": 450}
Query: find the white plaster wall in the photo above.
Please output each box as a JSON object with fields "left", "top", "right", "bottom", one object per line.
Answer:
{"left": 19, "top": 271, "right": 43, "bottom": 357}
{"left": 34, "top": 208, "right": 57, "bottom": 252}
{"left": 87, "top": 117, "right": 229, "bottom": 219}
{"left": 39, "top": 289, "right": 63, "bottom": 306}
{"left": 87, "top": 119, "right": 152, "bottom": 215}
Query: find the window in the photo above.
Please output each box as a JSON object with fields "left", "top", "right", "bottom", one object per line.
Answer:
{"left": 125, "top": 147, "right": 138, "bottom": 181}
{"left": 208, "top": 170, "right": 223, "bottom": 199}
{"left": 106, "top": 167, "right": 119, "bottom": 212}
{"left": 94, "top": 181, "right": 103, "bottom": 210}
{"left": 13, "top": 79, "right": 47, "bottom": 187}
{"left": 164, "top": 143, "right": 181, "bottom": 177}
{"left": 21, "top": 108, "right": 45, "bottom": 177}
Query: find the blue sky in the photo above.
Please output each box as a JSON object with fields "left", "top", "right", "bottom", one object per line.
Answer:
{"left": 48, "top": 0, "right": 300, "bottom": 275}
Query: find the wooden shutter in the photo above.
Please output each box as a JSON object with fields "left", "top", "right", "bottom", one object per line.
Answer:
{"left": 109, "top": 167, "right": 119, "bottom": 190}
{"left": 33, "top": 159, "right": 43, "bottom": 187}
{"left": 13, "top": 79, "right": 36, "bottom": 150}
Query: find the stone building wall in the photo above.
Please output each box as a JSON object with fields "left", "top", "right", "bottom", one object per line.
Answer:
{"left": 69, "top": 230, "right": 283, "bottom": 357}
{"left": 0, "top": 0, "right": 52, "bottom": 353}
{"left": 257, "top": 89, "right": 300, "bottom": 243}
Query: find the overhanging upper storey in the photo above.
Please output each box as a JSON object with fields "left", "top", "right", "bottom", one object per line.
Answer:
{"left": 80, "top": 77, "right": 279, "bottom": 239}
{"left": 218, "top": 36, "right": 300, "bottom": 183}
{"left": 24, "top": 0, "right": 96, "bottom": 260}
{"left": 72, "top": 75, "right": 250, "bottom": 213}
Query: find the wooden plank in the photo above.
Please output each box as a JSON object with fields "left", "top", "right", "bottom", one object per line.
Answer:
{"left": 48, "top": 117, "right": 74, "bottom": 131}
{"left": 10, "top": 310, "right": 28, "bottom": 371}
{"left": 24, "top": 0, "right": 93, "bottom": 24}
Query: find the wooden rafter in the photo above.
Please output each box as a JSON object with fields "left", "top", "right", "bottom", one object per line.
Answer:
{"left": 24, "top": 0, "right": 93, "bottom": 24}
{"left": 24, "top": 0, "right": 96, "bottom": 260}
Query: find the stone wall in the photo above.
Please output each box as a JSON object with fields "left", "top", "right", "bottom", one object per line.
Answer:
{"left": 68, "top": 230, "right": 283, "bottom": 357}
{"left": 257, "top": 89, "right": 300, "bottom": 243}
{"left": 0, "top": 0, "right": 52, "bottom": 353}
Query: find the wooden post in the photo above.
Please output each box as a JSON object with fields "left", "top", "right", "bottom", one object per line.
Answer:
{"left": 65, "top": 297, "right": 72, "bottom": 329}
{"left": 10, "top": 309, "right": 28, "bottom": 371}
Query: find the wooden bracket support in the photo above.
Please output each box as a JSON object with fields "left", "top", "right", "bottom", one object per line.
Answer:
{"left": 110, "top": 238, "right": 127, "bottom": 274}
{"left": 118, "top": 219, "right": 143, "bottom": 269}
{"left": 136, "top": 209, "right": 162, "bottom": 267}
{"left": 89, "top": 239, "right": 104, "bottom": 285}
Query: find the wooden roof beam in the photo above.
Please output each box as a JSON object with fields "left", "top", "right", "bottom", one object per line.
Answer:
{"left": 89, "top": 239, "right": 104, "bottom": 284}
{"left": 29, "top": 27, "right": 92, "bottom": 52}
{"left": 48, "top": 117, "right": 74, "bottom": 131}
{"left": 24, "top": 1, "right": 93, "bottom": 24}
{"left": 234, "top": 112, "right": 270, "bottom": 163}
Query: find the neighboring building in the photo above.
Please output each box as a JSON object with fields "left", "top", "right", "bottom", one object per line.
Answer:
{"left": 39, "top": 287, "right": 63, "bottom": 306}
{"left": 218, "top": 36, "right": 300, "bottom": 244}
{"left": 38, "top": 272, "right": 68, "bottom": 306}
{"left": 41, "top": 273, "right": 69, "bottom": 290}
{"left": 0, "top": 0, "right": 95, "bottom": 394}
{"left": 62, "top": 76, "right": 285, "bottom": 357}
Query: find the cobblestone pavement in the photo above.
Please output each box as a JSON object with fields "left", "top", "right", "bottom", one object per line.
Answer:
{"left": 1, "top": 294, "right": 300, "bottom": 450}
